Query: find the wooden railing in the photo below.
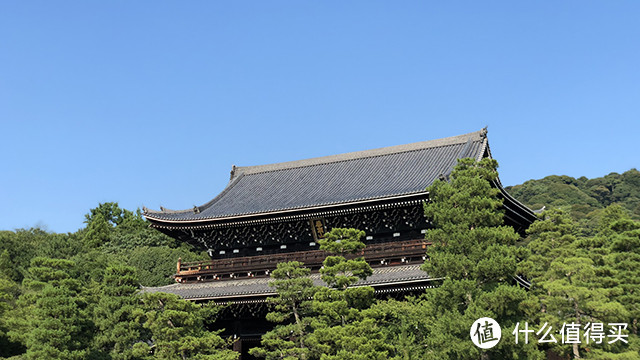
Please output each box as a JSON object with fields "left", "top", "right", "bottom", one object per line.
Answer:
{"left": 175, "top": 239, "right": 430, "bottom": 283}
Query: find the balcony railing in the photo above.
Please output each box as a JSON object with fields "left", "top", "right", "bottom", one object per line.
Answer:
{"left": 175, "top": 239, "right": 430, "bottom": 283}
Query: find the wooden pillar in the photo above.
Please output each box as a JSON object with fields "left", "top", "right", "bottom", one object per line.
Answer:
{"left": 233, "top": 337, "right": 242, "bottom": 359}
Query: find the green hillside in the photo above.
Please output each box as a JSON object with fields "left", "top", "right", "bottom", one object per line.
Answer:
{"left": 506, "top": 168, "right": 640, "bottom": 232}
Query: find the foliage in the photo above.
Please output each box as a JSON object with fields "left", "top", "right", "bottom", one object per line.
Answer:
{"left": 83, "top": 212, "right": 112, "bottom": 249}
{"left": 419, "top": 157, "right": 543, "bottom": 359}
{"left": 317, "top": 228, "right": 371, "bottom": 290}
{"left": 309, "top": 228, "right": 383, "bottom": 359}
{"left": 249, "top": 261, "right": 318, "bottom": 360}
{"left": 0, "top": 202, "right": 211, "bottom": 359}
{"left": 124, "top": 245, "right": 208, "bottom": 287}
{"left": 92, "top": 265, "right": 148, "bottom": 360}
{"left": 521, "top": 207, "right": 638, "bottom": 358}
{"left": 8, "top": 257, "right": 92, "bottom": 360}
{"left": 311, "top": 317, "right": 394, "bottom": 360}
{"left": 138, "top": 292, "right": 237, "bottom": 360}
{"left": 0, "top": 228, "right": 84, "bottom": 282}
{"left": 0, "top": 252, "right": 22, "bottom": 358}
{"left": 506, "top": 169, "right": 640, "bottom": 234}
{"left": 85, "top": 202, "right": 130, "bottom": 227}
{"left": 251, "top": 228, "right": 383, "bottom": 360}
{"left": 604, "top": 209, "right": 640, "bottom": 336}
{"left": 364, "top": 298, "right": 431, "bottom": 360}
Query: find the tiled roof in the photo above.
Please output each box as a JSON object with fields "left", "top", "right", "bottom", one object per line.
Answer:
{"left": 144, "top": 129, "right": 488, "bottom": 222}
{"left": 143, "top": 264, "right": 433, "bottom": 301}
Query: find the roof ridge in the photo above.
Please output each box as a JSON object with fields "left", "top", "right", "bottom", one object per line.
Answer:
{"left": 241, "top": 142, "right": 464, "bottom": 178}
{"left": 236, "top": 130, "right": 485, "bottom": 176}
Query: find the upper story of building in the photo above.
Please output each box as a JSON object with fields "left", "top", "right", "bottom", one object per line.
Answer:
{"left": 143, "top": 128, "right": 535, "bottom": 266}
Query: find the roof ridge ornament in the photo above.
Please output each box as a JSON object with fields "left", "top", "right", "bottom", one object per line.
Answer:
{"left": 480, "top": 126, "right": 488, "bottom": 139}
{"left": 193, "top": 206, "right": 200, "bottom": 214}
{"left": 237, "top": 130, "right": 486, "bottom": 176}
{"left": 230, "top": 164, "right": 237, "bottom": 180}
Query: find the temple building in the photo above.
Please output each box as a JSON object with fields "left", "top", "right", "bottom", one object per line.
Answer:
{"left": 143, "top": 129, "right": 535, "bottom": 357}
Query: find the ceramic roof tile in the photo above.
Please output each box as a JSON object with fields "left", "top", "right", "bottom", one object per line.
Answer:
{"left": 144, "top": 130, "right": 487, "bottom": 222}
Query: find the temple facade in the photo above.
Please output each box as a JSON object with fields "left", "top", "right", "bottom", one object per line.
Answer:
{"left": 143, "top": 129, "right": 535, "bottom": 357}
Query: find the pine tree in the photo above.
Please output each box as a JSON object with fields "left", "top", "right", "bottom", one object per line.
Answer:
{"left": 603, "top": 207, "right": 640, "bottom": 336}
{"left": 0, "top": 249, "right": 18, "bottom": 281}
{"left": 420, "top": 158, "right": 543, "bottom": 359}
{"left": 593, "top": 205, "right": 640, "bottom": 357}
{"left": 365, "top": 298, "right": 432, "bottom": 360}
{"left": 83, "top": 212, "right": 112, "bottom": 249}
{"left": 8, "top": 257, "right": 92, "bottom": 360}
{"left": 309, "top": 228, "right": 390, "bottom": 359}
{"left": 523, "top": 207, "right": 634, "bottom": 358}
{"left": 92, "top": 265, "right": 148, "bottom": 360}
{"left": 138, "top": 292, "right": 237, "bottom": 360}
{"left": 249, "top": 261, "right": 318, "bottom": 360}
{"left": 0, "top": 250, "right": 23, "bottom": 357}
{"left": 251, "top": 228, "right": 387, "bottom": 360}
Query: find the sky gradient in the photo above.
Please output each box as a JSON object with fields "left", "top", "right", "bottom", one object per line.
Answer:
{"left": 1, "top": 2, "right": 639, "bottom": 233}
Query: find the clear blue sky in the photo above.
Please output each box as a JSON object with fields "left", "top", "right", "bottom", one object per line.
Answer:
{"left": 1, "top": 2, "right": 638, "bottom": 233}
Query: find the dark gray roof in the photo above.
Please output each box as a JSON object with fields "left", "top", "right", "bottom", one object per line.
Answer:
{"left": 143, "top": 264, "right": 433, "bottom": 301}
{"left": 144, "top": 130, "right": 488, "bottom": 223}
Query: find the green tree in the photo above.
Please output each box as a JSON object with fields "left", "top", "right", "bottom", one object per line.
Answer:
{"left": 314, "top": 228, "right": 373, "bottom": 328}
{"left": 523, "top": 208, "right": 633, "bottom": 358}
{"left": 317, "top": 228, "right": 372, "bottom": 290}
{"left": 251, "top": 228, "right": 384, "bottom": 360}
{"left": 364, "top": 298, "right": 431, "bottom": 360}
{"left": 85, "top": 202, "right": 129, "bottom": 227}
{"left": 138, "top": 292, "right": 237, "bottom": 360}
{"left": 124, "top": 246, "right": 208, "bottom": 287}
{"left": 0, "top": 251, "right": 23, "bottom": 358}
{"left": 0, "top": 249, "right": 19, "bottom": 281}
{"left": 603, "top": 208, "right": 640, "bottom": 336}
{"left": 92, "top": 265, "right": 148, "bottom": 360}
{"left": 313, "top": 317, "right": 394, "bottom": 360}
{"left": 108, "top": 210, "right": 178, "bottom": 250}
{"left": 420, "top": 157, "right": 542, "bottom": 359}
{"left": 313, "top": 228, "right": 373, "bottom": 328}
{"left": 83, "top": 212, "right": 112, "bottom": 249}
{"left": 8, "top": 257, "right": 92, "bottom": 360}
{"left": 0, "top": 228, "right": 83, "bottom": 281}
{"left": 250, "top": 261, "right": 319, "bottom": 360}
{"left": 518, "top": 209, "right": 578, "bottom": 283}
{"left": 310, "top": 228, "right": 386, "bottom": 359}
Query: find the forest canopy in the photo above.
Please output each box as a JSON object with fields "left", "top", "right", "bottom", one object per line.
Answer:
{"left": 506, "top": 169, "right": 640, "bottom": 231}
{"left": 0, "top": 166, "right": 639, "bottom": 359}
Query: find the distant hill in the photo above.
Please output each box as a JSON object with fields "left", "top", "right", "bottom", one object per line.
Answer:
{"left": 505, "top": 169, "right": 640, "bottom": 228}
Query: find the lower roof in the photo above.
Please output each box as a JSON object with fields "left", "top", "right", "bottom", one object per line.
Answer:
{"left": 143, "top": 264, "right": 433, "bottom": 301}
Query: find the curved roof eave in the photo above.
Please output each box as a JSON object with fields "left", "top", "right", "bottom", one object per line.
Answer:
{"left": 144, "top": 191, "right": 430, "bottom": 227}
